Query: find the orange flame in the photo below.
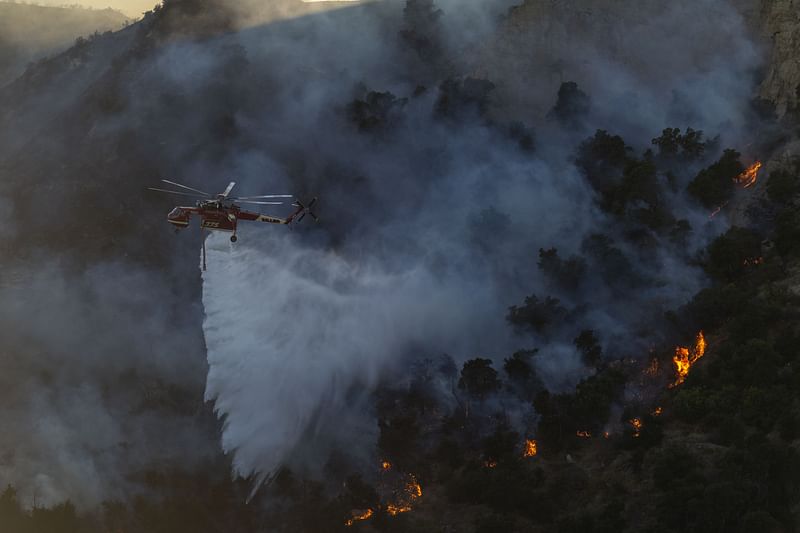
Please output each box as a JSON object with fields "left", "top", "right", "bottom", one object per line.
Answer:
{"left": 386, "top": 475, "right": 422, "bottom": 516}
{"left": 408, "top": 477, "right": 422, "bottom": 498}
{"left": 523, "top": 439, "right": 538, "bottom": 457}
{"left": 345, "top": 508, "right": 374, "bottom": 527}
{"left": 483, "top": 459, "right": 498, "bottom": 469}
{"left": 629, "top": 417, "right": 643, "bottom": 438}
{"left": 576, "top": 430, "right": 592, "bottom": 438}
{"left": 670, "top": 331, "right": 706, "bottom": 387}
{"left": 603, "top": 431, "right": 610, "bottom": 439}
{"left": 381, "top": 460, "right": 392, "bottom": 471}
{"left": 734, "top": 161, "right": 762, "bottom": 188}
{"left": 386, "top": 504, "right": 410, "bottom": 516}
{"left": 652, "top": 406, "right": 663, "bottom": 416}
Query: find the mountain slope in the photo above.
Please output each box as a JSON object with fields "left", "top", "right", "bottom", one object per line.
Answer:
{"left": 0, "top": 2, "right": 130, "bottom": 86}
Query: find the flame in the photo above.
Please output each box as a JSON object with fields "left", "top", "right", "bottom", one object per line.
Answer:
{"left": 734, "top": 161, "right": 762, "bottom": 188}
{"left": 523, "top": 439, "right": 538, "bottom": 457}
{"left": 644, "top": 358, "right": 660, "bottom": 377}
{"left": 709, "top": 201, "right": 729, "bottom": 220}
{"left": 483, "top": 459, "right": 498, "bottom": 468}
{"left": 386, "top": 504, "right": 410, "bottom": 516}
{"left": 652, "top": 406, "right": 663, "bottom": 416}
{"left": 576, "top": 430, "right": 592, "bottom": 438}
{"left": 345, "top": 508, "right": 374, "bottom": 527}
{"left": 381, "top": 460, "right": 392, "bottom": 471}
{"left": 408, "top": 477, "right": 422, "bottom": 498}
{"left": 386, "top": 475, "right": 422, "bottom": 516}
{"left": 670, "top": 331, "right": 706, "bottom": 387}
{"left": 629, "top": 417, "right": 643, "bottom": 438}
{"left": 603, "top": 431, "right": 610, "bottom": 439}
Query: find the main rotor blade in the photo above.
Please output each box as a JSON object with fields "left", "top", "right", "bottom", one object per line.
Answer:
{"left": 236, "top": 200, "right": 284, "bottom": 205}
{"left": 233, "top": 195, "right": 293, "bottom": 200}
{"left": 222, "top": 181, "right": 236, "bottom": 198}
{"left": 147, "top": 187, "right": 209, "bottom": 199}
{"left": 161, "top": 179, "right": 211, "bottom": 196}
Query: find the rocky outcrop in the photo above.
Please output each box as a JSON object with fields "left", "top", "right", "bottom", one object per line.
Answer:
{"left": 474, "top": 0, "right": 764, "bottom": 123}
{"left": 758, "top": 0, "right": 800, "bottom": 117}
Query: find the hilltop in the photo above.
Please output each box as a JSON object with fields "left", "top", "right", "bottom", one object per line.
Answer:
{"left": 0, "top": 0, "right": 799, "bottom": 531}
{"left": 0, "top": 2, "right": 130, "bottom": 85}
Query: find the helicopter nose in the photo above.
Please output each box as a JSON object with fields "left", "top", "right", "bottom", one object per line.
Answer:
{"left": 167, "top": 208, "right": 190, "bottom": 226}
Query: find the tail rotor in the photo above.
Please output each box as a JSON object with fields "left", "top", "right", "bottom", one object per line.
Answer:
{"left": 291, "top": 197, "right": 319, "bottom": 224}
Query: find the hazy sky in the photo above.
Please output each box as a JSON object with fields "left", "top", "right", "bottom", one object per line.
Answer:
{"left": 24, "top": 0, "right": 160, "bottom": 17}
{"left": 26, "top": 0, "right": 361, "bottom": 18}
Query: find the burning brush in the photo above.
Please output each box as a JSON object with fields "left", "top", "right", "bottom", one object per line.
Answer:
{"left": 734, "top": 161, "right": 762, "bottom": 189}
{"left": 670, "top": 331, "right": 706, "bottom": 388}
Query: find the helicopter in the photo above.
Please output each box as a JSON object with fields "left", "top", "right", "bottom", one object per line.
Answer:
{"left": 148, "top": 179, "right": 318, "bottom": 242}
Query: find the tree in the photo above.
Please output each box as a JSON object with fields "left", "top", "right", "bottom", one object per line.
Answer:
{"left": 399, "top": 0, "right": 444, "bottom": 63}
{"left": 347, "top": 90, "right": 407, "bottom": 132}
{"left": 548, "top": 81, "right": 591, "bottom": 128}
{"left": 574, "top": 330, "right": 602, "bottom": 367}
{"left": 774, "top": 208, "right": 800, "bottom": 257}
{"left": 458, "top": 358, "right": 500, "bottom": 400}
{"left": 575, "top": 130, "right": 631, "bottom": 195}
{"left": 705, "top": 227, "right": 761, "bottom": 281}
{"left": 687, "top": 149, "right": 743, "bottom": 208}
{"left": 603, "top": 158, "right": 674, "bottom": 231}
{"left": 766, "top": 163, "right": 800, "bottom": 203}
{"left": 0, "top": 486, "right": 24, "bottom": 532}
{"left": 538, "top": 248, "right": 586, "bottom": 292}
{"left": 506, "top": 294, "right": 568, "bottom": 333}
{"left": 435, "top": 77, "right": 496, "bottom": 121}
{"left": 503, "top": 349, "right": 537, "bottom": 384}
{"left": 581, "top": 233, "right": 640, "bottom": 288}
{"left": 651, "top": 127, "right": 710, "bottom": 160}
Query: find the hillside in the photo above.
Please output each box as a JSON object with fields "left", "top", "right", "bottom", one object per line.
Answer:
{"left": 0, "top": 2, "right": 129, "bottom": 86}
{"left": 0, "top": 0, "right": 798, "bottom": 531}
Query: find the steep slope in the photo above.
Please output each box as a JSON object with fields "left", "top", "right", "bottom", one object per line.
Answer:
{"left": 758, "top": 0, "right": 800, "bottom": 117}
{"left": 0, "top": 2, "right": 130, "bottom": 86}
{"left": 0, "top": 0, "right": 799, "bottom": 530}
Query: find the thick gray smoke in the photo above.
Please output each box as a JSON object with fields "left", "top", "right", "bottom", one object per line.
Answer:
{"left": 0, "top": 262, "right": 215, "bottom": 506}
{"left": 0, "top": 0, "right": 768, "bottom": 505}
{"left": 188, "top": 0, "right": 765, "bottom": 482}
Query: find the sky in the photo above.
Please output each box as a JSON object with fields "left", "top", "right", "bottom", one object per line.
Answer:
{"left": 20, "top": 0, "right": 160, "bottom": 17}
{"left": 24, "top": 0, "right": 361, "bottom": 18}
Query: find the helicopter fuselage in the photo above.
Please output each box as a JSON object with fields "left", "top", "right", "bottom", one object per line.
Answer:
{"left": 167, "top": 201, "right": 296, "bottom": 241}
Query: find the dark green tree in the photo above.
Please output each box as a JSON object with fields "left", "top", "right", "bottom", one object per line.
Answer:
{"left": 399, "top": 0, "right": 444, "bottom": 63}
{"left": 687, "top": 148, "right": 743, "bottom": 208}
{"left": 574, "top": 330, "right": 602, "bottom": 367}
{"left": 548, "top": 81, "right": 591, "bottom": 128}
{"left": 538, "top": 248, "right": 586, "bottom": 291}
{"left": 506, "top": 295, "right": 568, "bottom": 333}
{"left": 705, "top": 226, "right": 761, "bottom": 281}
{"left": 575, "top": 130, "right": 631, "bottom": 195}
{"left": 458, "top": 358, "right": 500, "bottom": 400}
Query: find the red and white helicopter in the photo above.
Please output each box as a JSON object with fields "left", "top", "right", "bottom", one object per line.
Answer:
{"left": 148, "top": 179, "right": 318, "bottom": 242}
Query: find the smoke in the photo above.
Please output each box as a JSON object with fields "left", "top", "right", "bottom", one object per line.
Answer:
{"left": 0, "top": 2, "right": 130, "bottom": 86}
{"left": 187, "top": 0, "right": 766, "bottom": 483}
{"left": 0, "top": 0, "right": 770, "bottom": 506}
{"left": 0, "top": 261, "right": 215, "bottom": 507}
